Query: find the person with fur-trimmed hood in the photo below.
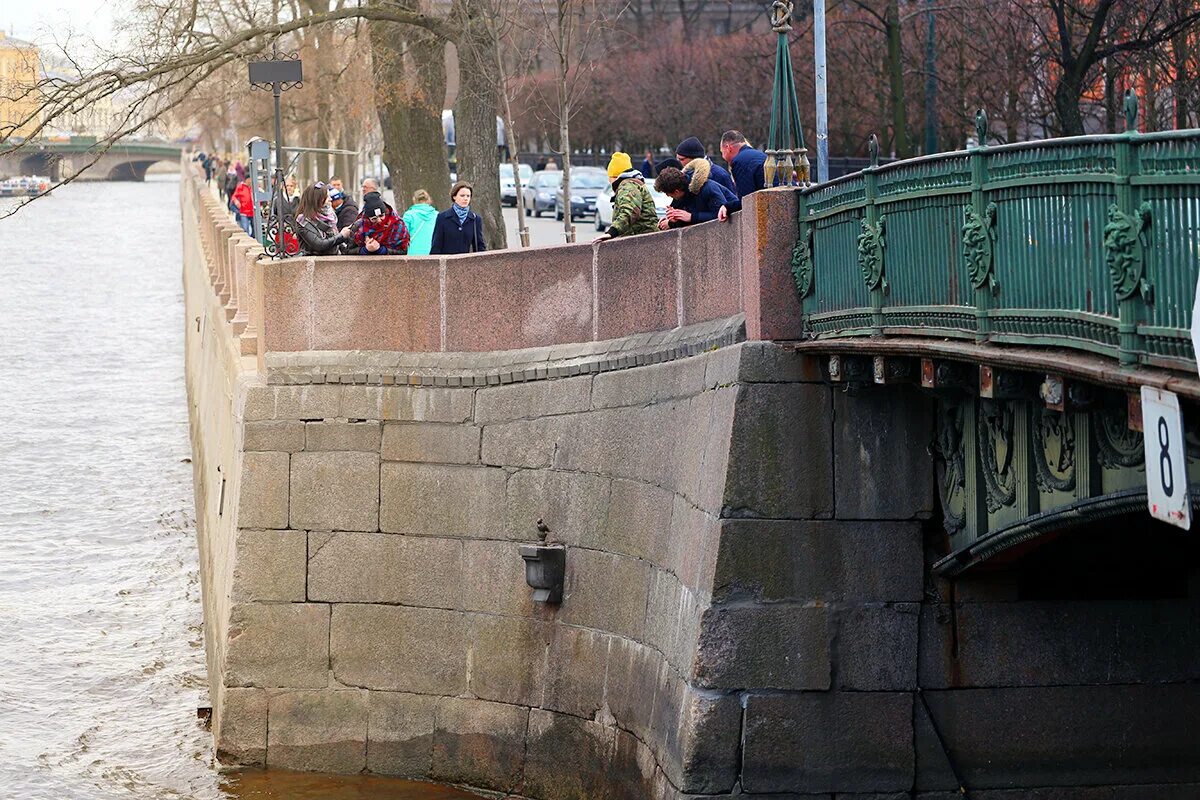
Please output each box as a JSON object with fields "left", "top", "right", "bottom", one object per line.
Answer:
{"left": 675, "top": 136, "right": 737, "bottom": 197}
{"left": 596, "top": 152, "right": 660, "bottom": 241}
{"left": 655, "top": 166, "right": 735, "bottom": 229}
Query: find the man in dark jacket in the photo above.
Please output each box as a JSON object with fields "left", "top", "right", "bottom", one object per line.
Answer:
{"left": 675, "top": 136, "right": 737, "bottom": 197}
{"left": 720, "top": 130, "right": 768, "bottom": 200}
{"left": 655, "top": 166, "right": 732, "bottom": 229}
{"left": 330, "top": 189, "right": 359, "bottom": 232}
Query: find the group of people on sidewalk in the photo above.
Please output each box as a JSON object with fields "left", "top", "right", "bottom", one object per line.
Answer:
{"left": 285, "top": 175, "right": 487, "bottom": 258}
{"left": 601, "top": 130, "right": 767, "bottom": 241}
{"left": 199, "top": 127, "right": 767, "bottom": 254}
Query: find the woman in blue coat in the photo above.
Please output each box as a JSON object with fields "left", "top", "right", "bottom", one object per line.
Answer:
{"left": 430, "top": 181, "right": 487, "bottom": 255}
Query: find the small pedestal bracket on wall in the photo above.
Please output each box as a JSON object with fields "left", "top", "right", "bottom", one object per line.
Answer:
{"left": 519, "top": 544, "right": 565, "bottom": 604}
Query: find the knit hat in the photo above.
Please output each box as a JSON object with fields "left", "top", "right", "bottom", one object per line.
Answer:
{"left": 655, "top": 157, "right": 683, "bottom": 174}
{"left": 328, "top": 189, "right": 345, "bottom": 202}
{"left": 362, "top": 192, "right": 388, "bottom": 220}
{"left": 607, "top": 152, "right": 633, "bottom": 180}
{"left": 675, "top": 136, "right": 705, "bottom": 159}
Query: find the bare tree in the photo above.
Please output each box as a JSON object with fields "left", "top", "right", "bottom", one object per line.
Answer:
{"left": 520, "top": 0, "right": 619, "bottom": 243}
{"left": 1021, "top": 0, "right": 1200, "bottom": 135}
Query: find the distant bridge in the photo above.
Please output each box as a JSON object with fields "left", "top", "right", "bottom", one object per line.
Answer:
{"left": 0, "top": 138, "right": 182, "bottom": 182}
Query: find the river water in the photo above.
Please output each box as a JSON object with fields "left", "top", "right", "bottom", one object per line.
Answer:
{"left": 0, "top": 177, "right": 477, "bottom": 800}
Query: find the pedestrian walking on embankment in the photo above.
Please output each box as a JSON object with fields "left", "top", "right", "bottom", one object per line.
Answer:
{"left": 430, "top": 182, "right": 486, "bottom": 255}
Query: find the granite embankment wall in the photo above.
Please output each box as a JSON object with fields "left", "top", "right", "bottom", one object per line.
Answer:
{"left": 183, "top": 166, "right": 1200, "bottom": 799}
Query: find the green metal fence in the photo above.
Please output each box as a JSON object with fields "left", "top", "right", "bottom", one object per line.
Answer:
{"left": 792, "top": 112, "right": 1200, "bottom": 372}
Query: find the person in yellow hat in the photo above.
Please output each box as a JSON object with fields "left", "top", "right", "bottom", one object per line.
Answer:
{"left": 597, "top": 152, "right": 659, "bottom": 241}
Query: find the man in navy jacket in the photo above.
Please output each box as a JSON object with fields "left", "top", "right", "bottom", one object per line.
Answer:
{"left": 720, "top": 130, "right": 768, "bottom": 200}
{"left": 675, "top": 136, "right": 737, "bottom": 197}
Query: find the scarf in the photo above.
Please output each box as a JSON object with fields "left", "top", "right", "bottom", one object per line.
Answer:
{"left": 453, "top": 204, "right": 470, "bottom": 225}
{"left": 318, "top": 200, "right": 338, "bottom": 227}
{"left": 355, "top": 211, "right": 409, "bottom": 253}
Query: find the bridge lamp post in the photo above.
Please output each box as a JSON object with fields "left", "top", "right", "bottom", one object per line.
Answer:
{"left": 766, "top": 1, "right": 810, "bottom": 187}
{"left": 248, "top": 53, "right": 303, "bottom": 258}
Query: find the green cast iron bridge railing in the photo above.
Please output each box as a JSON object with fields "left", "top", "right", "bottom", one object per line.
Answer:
{"left": 791, "top": 98, "right": 1200, "bottom": 373}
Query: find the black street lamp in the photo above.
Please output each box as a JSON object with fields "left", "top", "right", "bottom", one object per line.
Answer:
{"left": 248, "top": 52, "right": 303, "bottom": 258}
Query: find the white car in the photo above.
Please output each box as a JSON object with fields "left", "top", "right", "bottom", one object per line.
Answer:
{"left": 500, "top": 162, "right": 533, "bottom": 206}
{"left": 594, "top": 181, "right": 671, "bottom": 231}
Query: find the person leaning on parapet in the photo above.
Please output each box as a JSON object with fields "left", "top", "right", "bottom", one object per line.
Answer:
{"left": 295, "top": 183, "right": 355, "bottom": 256}
{"left": 675, "top": 136, "right": 737, "bottom": 197}
{"left": 430, "top": 181, "right": 486, "bottom": 255}
{"left": 354, "top": 192, "right": 410, "bottom": 256}
{"left": 403, "top": 189, "right": 438, "bottom": 256}
{"left": 595, "top": 152, "right": 659, "bottom": 242}
{"left": 330, "top": 188, "right": 358, "bottom": 232}
{"left": 654, "top": 166, "right": 731, "bottom": 229}
{"left": 677, "top": 144, "right": 741, "bottom": 225}
{"left": 720, "top": 130, "right": 768, "bottom": 200}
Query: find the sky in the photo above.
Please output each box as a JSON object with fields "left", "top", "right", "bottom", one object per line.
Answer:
{"left": 4, "top": 0, "right": 116, "bottom": 48}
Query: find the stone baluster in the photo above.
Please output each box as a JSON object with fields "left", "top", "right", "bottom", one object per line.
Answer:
{"left": 238, "top": 249, "right": 262, "bottom": 357}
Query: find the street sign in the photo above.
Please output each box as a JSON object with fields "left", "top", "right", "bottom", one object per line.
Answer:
{"left": 1141, "top": 386, "right": 1191, "bottom": 530}
{"left": 1192, "top": 272, "right": 1200, "bottom": 376}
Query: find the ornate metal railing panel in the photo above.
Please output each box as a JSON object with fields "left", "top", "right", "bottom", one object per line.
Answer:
{"left": 930, "top": 379, "right": 1200, "bottom": 575}
{"left": 794, "top": 103, "right": 1200, "bottom": 372}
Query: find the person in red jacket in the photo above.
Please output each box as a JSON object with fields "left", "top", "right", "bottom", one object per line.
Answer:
{"left": 232, "top": 177, "right": 255, "bottom": 235}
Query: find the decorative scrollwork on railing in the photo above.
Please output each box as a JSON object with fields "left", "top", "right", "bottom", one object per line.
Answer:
{"left": 963, "top": 202, "right": 998, "bottom": 292}
{"left": 934, "top": 401, "right": 968, "bottom": 534}
{"left": 263, "top": 205, "right": 300, "bottom": 258}
{"left": 1095, "top": 405, "right": 1144, "bottom": 469}
{"left": 791, "top": 225, "right": 814, "bottom": 299}
{"left": 979, "top": 399, "right": 1017, "bottom": 512}
{"left": 1033, "top": 407, "right": 1076, "bottom": 493}
{"left": 1103, "top": 201, "right": 1153, "bottom": 302}
{"left": 857, "top": 215, "right": 887, "bottom": 292}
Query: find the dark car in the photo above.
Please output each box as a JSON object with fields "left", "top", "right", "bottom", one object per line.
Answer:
{"left": 522, "top": 170, "right": 564, "bottom": 217}
{"left": 555, "top": 169, "right": 608, "bottom": 221}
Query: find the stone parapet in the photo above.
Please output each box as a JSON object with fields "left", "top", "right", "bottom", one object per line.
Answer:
{"left": 243, "top": 183, "right": 800, "bottom": 357}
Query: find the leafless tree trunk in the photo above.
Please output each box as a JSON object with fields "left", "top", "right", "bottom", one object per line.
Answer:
{"left": 453, "top": 0, "right": 507, "bottom": 250}
{"left": 369, "top": 0, "right": 451, "bottom": 209}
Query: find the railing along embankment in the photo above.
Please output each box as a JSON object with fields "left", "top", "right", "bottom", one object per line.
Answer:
{"left": 795, "top": 123, "right": 1200, "bottom": 375}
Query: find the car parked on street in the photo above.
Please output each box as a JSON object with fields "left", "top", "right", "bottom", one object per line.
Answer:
{"left": 593, "top": 181, "right": 671, "bottom": 230}
{"left": 523, "top": 170, "right": 563, "bottom": 217}
{"left": 554, "top": 168, "right": 608, "bottom": 221}
{"left": 500, "top": 162, "right": 533, "bottom": 207}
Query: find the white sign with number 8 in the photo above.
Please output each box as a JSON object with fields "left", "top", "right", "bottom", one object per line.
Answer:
{"left": 1141, "top": 386, "right": 1191, "bottom": 530}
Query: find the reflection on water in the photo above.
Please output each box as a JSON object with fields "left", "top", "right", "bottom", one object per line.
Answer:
{"left": 0, "top": 177, "right": 477, "bottom": 800}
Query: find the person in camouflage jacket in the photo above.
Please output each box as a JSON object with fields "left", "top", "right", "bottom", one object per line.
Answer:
{"left": 597, "top": 152, "right": 659, "bottom": 240}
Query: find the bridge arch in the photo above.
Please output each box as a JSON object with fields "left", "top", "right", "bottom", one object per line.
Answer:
{"left": 107, "top": 160, "right": 157, "bottom": 181}
{"left": 18, "top": 152, "right": 60, "bottom": 180}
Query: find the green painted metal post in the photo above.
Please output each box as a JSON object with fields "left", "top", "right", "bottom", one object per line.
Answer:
{"left": 971, "top": 111, "right": 991, "bottom": 343}
{"left": 792, "top": 191, "right": 814, "bottom": 326}
{"left": 863, "top": 149, "right": 884, "bottom": 335}
{"left": 1114, "top": 93, "right": 1145, "bottom": 367}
